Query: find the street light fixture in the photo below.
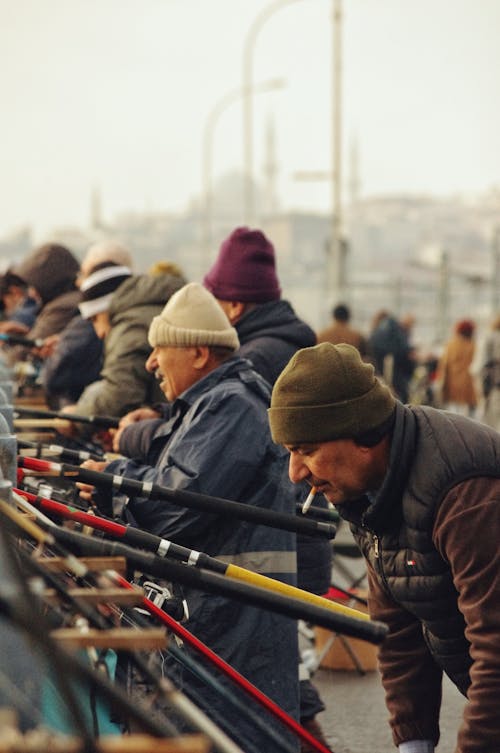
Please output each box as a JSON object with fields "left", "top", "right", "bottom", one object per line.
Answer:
{"left": 242, "top": 0, "right": 303, "bottom": 226}
{"left": 202, "top": 78, "right": 285, "bottom": 262}
{"left": 243, "top": 0, "right": 344, "bottom": 302}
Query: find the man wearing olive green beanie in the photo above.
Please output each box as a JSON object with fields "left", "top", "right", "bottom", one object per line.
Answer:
{"left": 269, "top": 341, "right": 500, "bottom": 753}
{"left": 269, "top": 342, "right": 396, "bottom": 447}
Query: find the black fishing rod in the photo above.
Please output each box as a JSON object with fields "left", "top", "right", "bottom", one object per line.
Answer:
{"left": 37, "top": 521, "right": 387, "bottom": 644}
{"left": 15, "top": 406, "right": 119, "bottom": 429}
{"left": 17, "top": 435, "right": 336, "bottom": 522}
{"left": 18, "top": 437, "right": 105, "bottom": 463}
{"left": 18, "top": 456, "right": 337, "bottom": 539}
{"left": 15, "top": 487, "right": 364, "bottom": 630}
{"left": 2, "top": 496, "right": 243, "bottom": 753}
{"left": 0, "top": 332, "right": 44, "bottom": 348}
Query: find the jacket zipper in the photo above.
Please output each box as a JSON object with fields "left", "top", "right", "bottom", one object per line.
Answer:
{"left": 371, "top": 532, "right": 392, "bottom": 593}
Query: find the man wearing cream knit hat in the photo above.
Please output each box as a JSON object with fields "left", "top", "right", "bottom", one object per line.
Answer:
{"left": 269, "top": 341, "right": 500, "bottom": 753}
{"left": 85, "top": 283, "right": 299, "bottom": 751}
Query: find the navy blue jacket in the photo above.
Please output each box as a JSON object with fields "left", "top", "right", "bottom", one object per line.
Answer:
{"left": 102, "top": 356, "right": 299, "bottom": 744}
{"left": 42, "top": 316, "right": 103, "bottom": 407}
{"left": 236, "top": 300, "right": 316, "bottom": 386}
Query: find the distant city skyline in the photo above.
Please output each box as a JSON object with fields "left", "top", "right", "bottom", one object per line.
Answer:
{"left": 1, "top": 0, "right": 499, "bottom": 241}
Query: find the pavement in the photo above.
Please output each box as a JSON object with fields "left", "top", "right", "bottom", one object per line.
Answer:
{"left": 313, "top": 666, "right": 465, "bottom": 753}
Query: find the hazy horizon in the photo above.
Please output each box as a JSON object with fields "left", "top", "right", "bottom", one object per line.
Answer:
{"left": 2, "top": 0, "right": 499, "bottom": 240}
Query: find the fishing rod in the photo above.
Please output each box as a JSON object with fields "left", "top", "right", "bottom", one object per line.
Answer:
{"left": 162, "top": 638, "right": 299, "bottom": 753}
{"left": 0, "top": 498, "right": 180, "bottom": 744}
{"left": 18, "top": 437, "right": 105, "bottom": 463}
{"left": 15, "top": 487, "right": 373, "bottom": 630}
{"left": 15, "top": 406, "right": 119, "bottom": 429}
{"left": 112, "top": 572, "right": 335, "bottom": 753}
{"left": 17, "top": 541, "right": 243, "bottom": 753}
{"left": 25, "top": 512, "right": 387, "bottom": 644}
{"left": 0, "top": 332, "right": 44, "bottom": 348}
{"left": 18, "top": 436, "right": 335, "bottom": 523}
{"left": 18, "top": 456, "right": 337, "bottom": 540}
{"left": 14, "top": 492, "right": 333, "bottom": 753}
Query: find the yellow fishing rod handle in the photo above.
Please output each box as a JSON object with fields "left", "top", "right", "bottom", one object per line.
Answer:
{"left": 226, "top": 563, "right": 370, "bottom": 623}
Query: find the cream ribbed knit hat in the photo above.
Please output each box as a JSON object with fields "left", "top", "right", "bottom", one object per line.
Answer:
{"left": 148, "top": 282, "right": 239, "bottom": 350}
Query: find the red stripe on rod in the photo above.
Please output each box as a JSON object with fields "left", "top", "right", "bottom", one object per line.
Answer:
{"left": 18, "top": 456, "right": 61, "bottom": 473}
{"left": 14, "top": 488, "right": 126, "bottom": 538}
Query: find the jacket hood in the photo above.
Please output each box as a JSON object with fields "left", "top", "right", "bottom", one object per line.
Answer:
{"left": 15, "top": 243, "right": 79, "bottom": 304}
{"left": 108, "top": 272, "right": 186, "bottom": 321}
{"left": 237, "top": 299, "right": 316, "bottom": 349}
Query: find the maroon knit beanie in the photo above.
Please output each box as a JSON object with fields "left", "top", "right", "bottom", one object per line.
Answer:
{"left": 203, "top": 227, "right": 281, "bottom": 303}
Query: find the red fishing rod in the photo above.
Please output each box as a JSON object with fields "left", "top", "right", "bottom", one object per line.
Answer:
{"left": 110, "top": 571, "right": 334, "bottom": 753}
{"left": 17, "top": 456, "right": 337, "bottom": 539}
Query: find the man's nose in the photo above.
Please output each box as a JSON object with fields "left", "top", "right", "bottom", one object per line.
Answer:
{"left": 288, "top": 452, "right": 310, "bottom": 484}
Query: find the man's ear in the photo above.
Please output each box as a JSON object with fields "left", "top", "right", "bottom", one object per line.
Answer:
{"left": 224, "top": 300, "right": 246, "bottom": 323}
{"left": 192, "top": 345, "right": 211, "bottom": 369}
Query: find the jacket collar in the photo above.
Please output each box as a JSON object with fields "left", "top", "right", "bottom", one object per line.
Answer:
{"left": 171, "top": 355, "right": 271, "bottom": 411}
{"left": 337, "top": 402, "right": 418, "bottom": 532}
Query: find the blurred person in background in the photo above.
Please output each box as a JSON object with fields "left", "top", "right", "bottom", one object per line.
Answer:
{"left": 13, "top": 243, "right": 81, "bottom": 342}
{"left": 435, "top": 319, "right": 477, "bottom": 417}
{"left": 40, "top": 240, "right": 135, "bottom": 408}
{"left": 473, "top": 313, "right": 500, "bottom": 431}
{"left": 367, "top": 310, "right": 415, "bottom": 403}
{"left": 60, "top": 260, "right": 185, "bottom": 433}
{"left": 0, "top": 270, "right": 39, "bottom": 334}
{"left": 4, "top": 243, "right": 81, "bottom": 386}
{"left": 316, "top": 302, "right": 367, "bottom": 357}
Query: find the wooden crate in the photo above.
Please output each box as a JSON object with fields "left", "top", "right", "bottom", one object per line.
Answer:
{"left": 314, "top": 589, "right": 378, "bottom": 672}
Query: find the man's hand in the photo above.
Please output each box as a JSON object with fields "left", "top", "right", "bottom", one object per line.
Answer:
{"left": 77, "top": 459, "right": 109, "bottom": 502}
{"left": 34, "top": 333, "right": 61, "bottom": 359}
{"left": 112, "top": 407, "right": 161, "bottom": 452}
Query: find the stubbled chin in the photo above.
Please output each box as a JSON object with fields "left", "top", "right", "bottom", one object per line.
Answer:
{"left": 323, "top": 488, "right": 346, "bottom": 506}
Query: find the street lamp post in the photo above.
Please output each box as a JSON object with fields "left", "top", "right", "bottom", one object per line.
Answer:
{"left": 242, "top": 0, "right": 303, "bottom": 225}
{"left": 243, "top": 0, "right": 344, "bottom": 303}
{"left": 202, "top": 79, "right": 285, "bottom": 263}
{"left": 329, "top": 0, "right": 343, "bottom": 300}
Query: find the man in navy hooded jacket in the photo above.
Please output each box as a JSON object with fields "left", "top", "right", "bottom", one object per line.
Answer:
{"left": 83, "top": 282, "right": 300, "bottom": 752}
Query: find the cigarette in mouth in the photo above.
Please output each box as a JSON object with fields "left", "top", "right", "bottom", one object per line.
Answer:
{"left": 301, "top": 486, "right": 317, "bottom": 514}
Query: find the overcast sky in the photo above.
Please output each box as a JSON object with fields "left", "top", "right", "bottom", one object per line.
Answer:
{"left": 1, "top": 0, "right": 499, "bottom": 240}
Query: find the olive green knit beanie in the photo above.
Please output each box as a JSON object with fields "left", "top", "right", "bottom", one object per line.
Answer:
{"left": 268, "top": 342, "right": 396, "bottom": 444}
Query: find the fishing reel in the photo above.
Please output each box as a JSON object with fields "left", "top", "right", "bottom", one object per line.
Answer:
{"left": 134, "top": 580, "right": 189, "bottom": 623}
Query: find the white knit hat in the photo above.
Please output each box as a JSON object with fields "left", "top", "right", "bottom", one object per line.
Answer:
{"left": 148, "top": 282, "right": 239, "bottom": 351}
{"left": 79, "top": 264, "right": 132, "bottom": 319}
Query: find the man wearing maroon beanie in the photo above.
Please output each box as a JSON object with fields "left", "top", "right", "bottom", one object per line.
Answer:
{"left": 203, "top": 226, "right": 317, "bottom": 386}
{"left": 204, "top": 227, "right": 332, "bottom": 751}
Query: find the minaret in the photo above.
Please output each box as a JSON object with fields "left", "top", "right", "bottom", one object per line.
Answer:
{"left": 90, "top": 185, "right": 103, "bottom": 231}
{"left": 262, "top": 113, "right": 280, "bottom": 216}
